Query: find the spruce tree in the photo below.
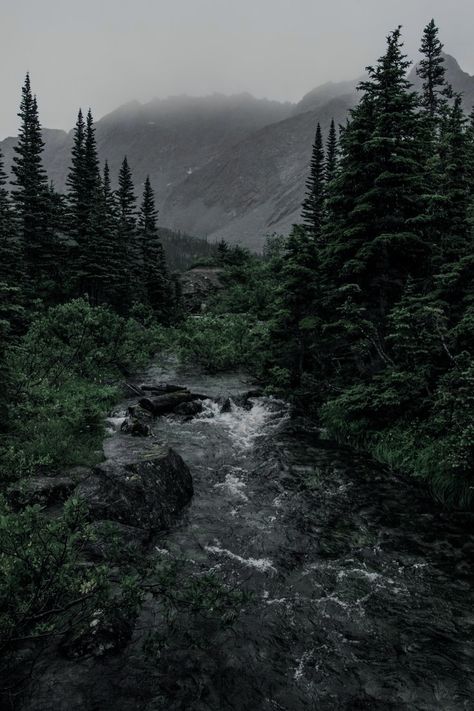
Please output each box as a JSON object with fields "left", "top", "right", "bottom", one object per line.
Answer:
{"left": 138, "top": 176, "right": 172, "bottom": 320}
{"left": 325, "top": 119, "right": 338, "bottom": 184}
{"left": 115, "top": 157, "right": 139, "bottom": 309}
{"left": 323, "top": 28, "right": 429, "bottom": 318}
{"left": 438, "top": 95, "right": 471, "bottom": 262}
{"left": 82, "top": 161, "right": 119, "bottom": 305}
{"left": 11, "top": 74, "right": 50, "bottom": 287}
{"left": 271, "top": 225, "right": 320, "bottom": 387}
{"left": 417, "top": 19, "right": 450, "bottom": 120}
{"left": 301, "top": 123, "right": 325, "bottom": 238}
{"left": 100, "top": 161, "right": 120, "bottom": 298}
{"left": 66, "top": 109, "right": 86, "bottom": 239}
{"left": 83, "top": 109, "right": 101, "bottom": 208}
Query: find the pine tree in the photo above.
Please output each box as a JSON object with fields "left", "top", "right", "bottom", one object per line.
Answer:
{"left": 217, "top": 239, "right": 229, "bottom": 264}
{"left": 100, "top": 161, "right": 120, "bottom": 295}
{"left": 301, "top": 123, "right": 325, "bottom": 238}
{"left": 323, "top": 28, "right": 430, "bottom": 321}
{"left": 271, "top": 225, "right": 321, "bottom": 387}
{"left": 115, "top": 156, "right": 139, "bottom": 309}
{"left": 438, "top": 95, "right": 471, "bottom": 262}
{"left": 84, "top": 161, "right": 120, "bottom": 305}
{"left": 11, "top": 74, "right": 50, "bottom": 287}
{"left": 66, "top": 109, "right": 86, "bottom": 239}
{"left": 83, "top": 109, "right": 100, "bottom": 208}
{"left": 138, "top": 176, "right": 172, "bottom": 320}
{"left": 417, "top": 19, "right": 451, "bottom": 120}
{"left": 325, "top": 119, "right": 338, "bottom": 184}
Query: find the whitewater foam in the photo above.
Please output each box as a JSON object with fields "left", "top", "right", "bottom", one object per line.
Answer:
{"left": 205, "top": 545, "right": 276, "bottom": 574}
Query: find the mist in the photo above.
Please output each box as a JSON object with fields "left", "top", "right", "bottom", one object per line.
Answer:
{"left": 2, "top": 0, "right": 474, "bottom": 138}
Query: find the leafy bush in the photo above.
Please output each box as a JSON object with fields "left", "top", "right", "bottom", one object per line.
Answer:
{"left": 1, "top": 298, "right": 165, "bottom": 481}
{"left": 0, "top": 498, "right": 109, "bottom": 674}
{"left": 171, "top": 314, "right": 270, "bottom": 374}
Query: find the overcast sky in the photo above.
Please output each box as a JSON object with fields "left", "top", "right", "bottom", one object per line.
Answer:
{"left": 1, "top": 0, "right": 474, "bottom": 138}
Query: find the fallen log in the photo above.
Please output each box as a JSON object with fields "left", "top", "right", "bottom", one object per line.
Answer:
{"left": 125, "top": 383, "right": 145, "bottom": 397}
{"left": 139, "top": 383, "right": 187, "bottom": 395}
{"left": 139, "top": 390, "right": 199, "bottom": 416}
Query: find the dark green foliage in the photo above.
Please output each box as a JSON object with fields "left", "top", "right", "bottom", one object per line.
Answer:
{"left": 325, "top": 29, "right": 431, "bottom": 325}
{"left": 417, "top": 19, "right": 450, "bottom": 119}
{"left": 325, "top": 118, "right": 338, "bottom": 184}
{"left": 189, "top": 22, "right": 474, "bottom": 501}
{"left": 301, "top": 123, "right": 325, "bottom": 238}
{"left": 1, "top": 298, "right": 163, "bottom": 479}
{"left": 115, "top": 156, "right": 139, "bottom": 309}
{"left": 66, "top": 109, "right": 86, "bottom": 239}
{"left": 0, "top": 149, "right": 21, "bottom": 286}
{"left": 0, "top": 497, "right": 109, "bottom": 668}
{"left": 11, "top": 75, "right": 54, "bottom": 295}
{"left": 159, "top": 228, "right": 217, "bottom": 271}
{"left": 235, "top": 25, "right": 474, "bottom": 508}
{"left": 138, "top": 176, "right": 173, "bottom": 321}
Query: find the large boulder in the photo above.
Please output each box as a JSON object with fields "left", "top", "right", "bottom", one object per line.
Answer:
{"left": 179, "top": 267, "right": 224, "bottom": 312}
{"left": 75, "top": 448, "right": 193, "bottom": 531}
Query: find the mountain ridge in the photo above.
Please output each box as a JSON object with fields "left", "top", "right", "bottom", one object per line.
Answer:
{"left": 2, "top": 52, "right": 473, "bottom": 251}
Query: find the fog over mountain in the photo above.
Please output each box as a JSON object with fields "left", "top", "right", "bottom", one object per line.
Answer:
{"left": 2, "top": 53, "right": 474, "bottom": 251}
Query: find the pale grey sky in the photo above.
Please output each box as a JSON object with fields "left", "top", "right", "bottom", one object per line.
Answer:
{"left": 1, "top": 0, "right": 474, "bottom": 138}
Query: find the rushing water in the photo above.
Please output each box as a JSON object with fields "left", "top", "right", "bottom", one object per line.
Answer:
{"left": 27, "top": 362, "right": 474, "bottom": 711}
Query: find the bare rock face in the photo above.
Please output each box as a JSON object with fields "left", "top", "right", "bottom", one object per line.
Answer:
{"left": 75, "top": 449, "right": 193, "bottom": 531}
{"left": 179, "top": 267, "right": 224, "bottom": 312}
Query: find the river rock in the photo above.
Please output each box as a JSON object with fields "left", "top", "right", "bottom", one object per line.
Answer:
{"left": 120, "top": 416, "right": 151, "bottom": 437}
{"left": 173, "top": 400, "right": 203, "bottom": 418}
{"left": 8, "top": 475, "right": 80, "bottom": 509}
{"left": 83, "top": 520, "right": 150, "bottom": 561}
{"left": 59, "top": 604, "right": 135, "bottom": 660}
{"left": 139, "top": 390, "right": 199, "bottom": 416}
{"left": 75, "top": 449, "right": 193, "bottom": 530}
{"left": 219, "top": 397, "right": 232, "bottom": 413}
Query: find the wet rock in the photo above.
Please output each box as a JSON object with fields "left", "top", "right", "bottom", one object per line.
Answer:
{"left": 139, "top": 390, "right": 200, "bottom": 416}
{"left": 127, "top": 403, "right": 153, "bottom": 420}
{"left": 75, "top": 449, "right": 193, "bottom": 531}
{"left": 120, "top": 416, "right": 151, "bottom": 437}
{"left": 83, "top": 520, "right": 150, "bottom": 561}
{"left": 7, "top": 475, "right": 80, "bottom": 509}
{"left": 219, "top": 397, "right": 232, "bottom": 413}
{"left": 179, "top": 267, "right": 224, "bottom": 312}
{"left": 60, "top": 605, "right": 135, "bottom": 659}
{"left": 173, "top": 400, "right": 203, "bottom": 418}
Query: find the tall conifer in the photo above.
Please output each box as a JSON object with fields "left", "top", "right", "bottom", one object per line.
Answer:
{"left": 417, "top": 19, "right": 450, "bottom": 119}
{"left": 115, "top": 157, "right": 138, "bottom": 308}
{"left": 138, "top": 176, "right": 172, "bottom": 319}
{"left": 11, "top": 74, "right": 50, "bottom": 285}
{"left": 301, "top": 123, "right": 325, "bottom": 238}
{"left": 325, "top": 119, "right": 338, "bottom": 184}
{"left": 66, "top": 109, "right": 86, "bottom": 238}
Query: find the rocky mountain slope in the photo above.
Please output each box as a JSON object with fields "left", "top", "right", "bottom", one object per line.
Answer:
{"left": 2, "top": 54, "right": 473, "bottom": 251}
